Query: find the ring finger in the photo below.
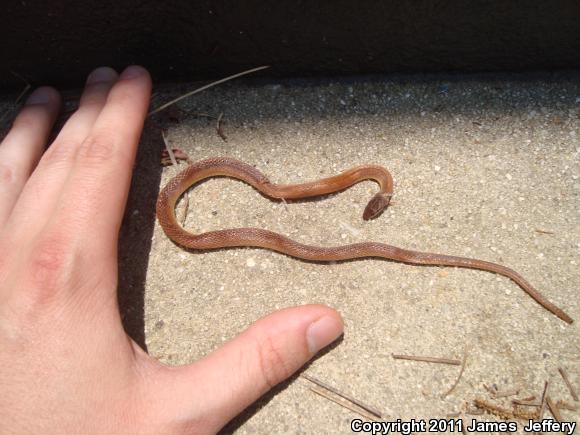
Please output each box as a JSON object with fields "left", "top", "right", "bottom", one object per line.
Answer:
{"left": 0, "top": 87, "right": 61, "bottom": 226}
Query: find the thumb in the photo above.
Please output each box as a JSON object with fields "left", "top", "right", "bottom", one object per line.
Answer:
{"left": 160, "top": 304, "right": 343, "bottom": 433}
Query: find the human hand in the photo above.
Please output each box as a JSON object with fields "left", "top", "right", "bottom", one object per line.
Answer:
{"left": 0, "top": 66, "right": 344, "bottom": 434}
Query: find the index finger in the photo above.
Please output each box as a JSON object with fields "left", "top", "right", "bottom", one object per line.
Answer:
{"left": 54, "top": 66, "right": 151, "bottom": 249}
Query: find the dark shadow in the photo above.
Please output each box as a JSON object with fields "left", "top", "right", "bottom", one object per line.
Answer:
{"left": 2, "top": 1, "right": 580, "bottom": 89}
{"left": 219, "top": 335, "right": 344, "bottom": 434}
{"left": 117, "top": 120, "right": 164, "bottom": 350}
{"left": 148, "top": 69, "right": 580, "bottom": 124}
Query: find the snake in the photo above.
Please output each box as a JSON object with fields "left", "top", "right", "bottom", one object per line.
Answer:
{"left": 156, "top": 156, "right": 573, "bottom": 325}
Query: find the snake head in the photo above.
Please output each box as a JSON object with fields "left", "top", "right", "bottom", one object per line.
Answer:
{"left": 363, "top": 193, "right": 392, "bottom": 221}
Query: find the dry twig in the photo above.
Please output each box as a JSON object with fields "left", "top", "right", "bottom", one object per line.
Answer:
{"left": 160, "top": 131, "right": 190, "bottom": 225}
{"left": 302, "top": 374, "right": 382, "bottom": 418}
{"left": 465, "top": 408, "right": 484, "bottom": 415}
{"left": 15, "top": 84, "right": 32, "bottom": 105}
{"left": 441, "top": 348, "right": 468, "bottom": 398}
{"left": 483, "top": 383, "right": 497, "bottom": 395}
{"left": 309, "top": 386, "right": 380, "bottom": 421}
{"left": 492, "top": 388, "right": 520, "bottom": 398}
{"left": 558, "top": 367, "right": 578, "bottom": 401}
{"left": 392, "top": 354, "right": 461, "bottom": 365}
{"left": 556, "top": 399, "right": 578, "bottom": 411}
{"left": 161, "top": 131, "right": 179, "bottom": 165}
{"left": 148, "top": 65, "right": 269, "bottom": 116}
{"left": 192, "top": 112, "right": 217, "bottom": 119}
{"left": 521, "top": 395, "right": 536, "bottom": 401}
{"left": 0, "top": 75, "right": 31, "bottom": 127}
{"left": 474, "top": 398, "right": 539, "bottom": 420}
{"left": 11, "top": 70, "right": 32, "bottom": 104}
{"left": 535, "top": 229, "right": 555, "bottom": 235}
{"left": 512, "top": 398, "right": 540, "bottom": 407}
{"left": 216, "top": 112, "right": 227, "bottom": 141}
{"left": 161, "top": 148, "right": 191, "bottom": 166}
{"left": 538, "top": 381, "right": 549, "bottom": 420}
{"left": 546, "top": 396, "right": 563, "bottom": 422}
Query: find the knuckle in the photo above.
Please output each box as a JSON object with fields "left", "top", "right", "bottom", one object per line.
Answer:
{"left": 41, "top": 141, "right": 76, "bottom": 167}
{"left": 78, "top": 134, "right": 116, "bottom": 164}
{"left": 0, "top": 163, "right": 17, "bottom": 185}
{"left": 255, "top": 333, "right": 292, "bottom": 389}
{"left": 26, "top": 234, "right": 73, "bottom": 301}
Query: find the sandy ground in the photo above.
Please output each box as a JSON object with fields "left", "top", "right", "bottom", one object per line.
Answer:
{"left": 2, "top": 72, "right": 579, "bottom": 432}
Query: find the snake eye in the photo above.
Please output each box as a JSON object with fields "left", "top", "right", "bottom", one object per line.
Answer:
{"left": 362, "top": 193, "right": 391, "bottom": 220}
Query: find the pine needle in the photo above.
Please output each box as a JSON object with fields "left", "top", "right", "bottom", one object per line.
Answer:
{"left": 148, "top": 65, "right": 269, "bottom": 116}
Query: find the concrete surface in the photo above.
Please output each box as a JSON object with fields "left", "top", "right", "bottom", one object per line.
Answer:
{"left": 2, "top": 73, "right": 579, "bottom": 432}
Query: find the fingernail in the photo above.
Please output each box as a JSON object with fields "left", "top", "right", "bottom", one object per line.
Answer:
{"left": 25, "top": 88, "right": 51, "bottom": 105}
{"left": 120, "top": 65, "right": 145, "bottom": 80}
{"left": 306, "top": 315, "right": 343, "bottom": 354}
{"left": 86, "top": 67, "right": 117, "bottom": 84}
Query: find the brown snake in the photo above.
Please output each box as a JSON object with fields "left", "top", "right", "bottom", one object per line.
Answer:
{"left": 156, "top": 156, "right": 573, "bottom": 324}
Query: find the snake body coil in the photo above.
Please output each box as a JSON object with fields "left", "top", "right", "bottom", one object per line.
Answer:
{"left": 156, "top": 157, "right": 573, "bottom": 324}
